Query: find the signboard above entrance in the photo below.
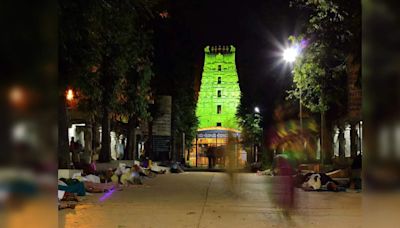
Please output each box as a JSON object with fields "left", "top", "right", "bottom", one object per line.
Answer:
{"left": 197, "top": 129, "right": 240, "bottom": 139}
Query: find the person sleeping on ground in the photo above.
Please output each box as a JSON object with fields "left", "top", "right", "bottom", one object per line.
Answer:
{"left": 294, "top": 172, "right": 341, "bottom": 191}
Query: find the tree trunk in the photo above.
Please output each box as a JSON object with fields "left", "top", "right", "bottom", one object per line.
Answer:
{"left": 83, "top": 125, "right": 93, "bottom": 164}
{"left": 58, "top": 94, "right": 70, "bottom": 168}
{"left": 146, "top": 121, "right": 153, "bottom": 160}
{"left": 249, "top": 144, "right": 253, "bottom": 163}
{"left": 125, "top": 117, "right": 136, "bottom": 160}
{"left": 173, "top": 133, "right": 182, "bottom": 162}
{"left": 182, "top": 132, "right": 185, "bottom": 163}
{"left": 350, "top": 122, "right": 357, "bottom": 158}
{"left": 338, "top": 125, "right": 345, "bottom": 158}
{"left": 171, "top": 133, "right": 177, "bottom": 161}
{"left": 132, "top": 127, "right": 137, "bottom": 160}
{"left": 91, "top": 120, "right": 97, "bottom": 153}
{"left": 321, "top": 112, "right": 334, "bottom": 164}
{"left": 99, "top": 106, "right": 111, "bottom": 162}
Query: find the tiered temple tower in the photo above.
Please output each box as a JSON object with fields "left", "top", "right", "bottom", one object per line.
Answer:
{"left": 196, "top": 45, "right": 241, "bottom": 130}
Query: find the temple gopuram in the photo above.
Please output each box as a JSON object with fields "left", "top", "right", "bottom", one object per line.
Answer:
{"left": 187, "top": 45, "right": 245, "bottom": 168}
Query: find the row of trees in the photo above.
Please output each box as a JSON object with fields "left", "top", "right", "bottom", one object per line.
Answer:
{"left": 59, "top": 0, "right": 159, "bottom": 167}
{"left": 59, "top": 0, "right": 201, "bottom": 167}
{"left": 287, "top": 0, "right": 361, "bottom": 163}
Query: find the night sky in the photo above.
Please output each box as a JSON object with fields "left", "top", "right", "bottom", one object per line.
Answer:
{"left": 154, "top": 0, "right": 306, "bottom": 127}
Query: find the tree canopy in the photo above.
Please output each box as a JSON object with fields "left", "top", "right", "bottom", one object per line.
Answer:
{"left": 287, "top": 0, "right": 361, "bottom": 115}
{"left": 236, "top": 95, "right": 262, "bottom": 148}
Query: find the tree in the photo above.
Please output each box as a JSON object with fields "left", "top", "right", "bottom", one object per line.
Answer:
{"left": 236, "top": 95, "right": 263, "bottom": 163}
{"left": 287, "top": 0, "right": 361, "bottom": 163}
{"left": 59, "top": 0, "right": 102, "bottom": 167}
{"left": 171, "top": 86, "right": 199, "bottom": 161}
{"left": 114, "top": 1, "right": 157, "bottom": 160}
{"left": 92, "top": 0, "right": 159, "bottom": 162}
{"left": 120, "top": 62, "right": 153, "bottom": 160}
{"left": 59, "top": 0, "right": 159, "bottom": 163}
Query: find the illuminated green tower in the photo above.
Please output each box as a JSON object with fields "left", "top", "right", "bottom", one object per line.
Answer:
{"left": 196, "top": 45, "right": 241, "bottom": 130}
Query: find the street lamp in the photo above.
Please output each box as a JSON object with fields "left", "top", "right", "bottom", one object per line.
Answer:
{"left": 254, "top": 106, "right": 260, "bottom": 113}
{"left": 9, "top": 86, "right": 25, "bottom": 108}
{"left": 283, "top": 46, "right": 300, "bottom": 63}
{"left": 66, "top": 89, "right": 75, "bottom": 101}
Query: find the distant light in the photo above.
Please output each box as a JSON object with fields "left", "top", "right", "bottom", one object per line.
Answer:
{"left": 283, "top": 46, "right": 300, "bottom": 63}
{"left": 159, "top": 11, "right": 169, "bottom": 18}
{"left": 66, "top": 89, "right": 74, "bottom": 101}
{"left": 90, "top": 65, "right": 99, "bottom": 73}
{"left": 254, "top": 107, "right": 260, "bottom": 113}
{"left": 12, "top": 123, "right": 27, "bottom": 141}
{"left": 9, "top": 86, "right": 24, "bottom": 105}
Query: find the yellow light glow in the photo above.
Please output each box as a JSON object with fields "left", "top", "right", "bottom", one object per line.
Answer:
{"left": 66, "top": 89, "right": 74, "bottom": 101}
{"left": 9, "top": 87, "right": 24, "bottom": 105}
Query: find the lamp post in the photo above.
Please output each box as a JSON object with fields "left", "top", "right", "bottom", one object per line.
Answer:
{"left": 282, "top": 45, "right": 310, "bottom": 162}
{"left": 254, "top": 106, "right": 262, "bottom": 163}
{"left": 282, "top": 46, "right": 303, "bottom": 134}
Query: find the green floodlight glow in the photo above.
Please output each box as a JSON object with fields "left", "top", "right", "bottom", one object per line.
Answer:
{"left": 196, "top": 45, "right": 241, "bottom": 130}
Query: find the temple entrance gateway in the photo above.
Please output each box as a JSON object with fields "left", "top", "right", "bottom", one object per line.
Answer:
{"left": 188, "top": 128, "right": 245, "bottom": 168}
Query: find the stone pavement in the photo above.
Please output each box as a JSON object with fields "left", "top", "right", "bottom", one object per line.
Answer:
{"left": 59, "top": 172, "right": 361, "bottom": 228}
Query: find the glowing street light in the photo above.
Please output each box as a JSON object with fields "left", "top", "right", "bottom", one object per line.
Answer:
{"left": 66, "top": 89, "right": 74, "bottom": 101}
{"left": 282, "top": 46, "right": 300, "bottom": 63}
{"left": 254, "top": 106, "right": 260, "bottom": 113}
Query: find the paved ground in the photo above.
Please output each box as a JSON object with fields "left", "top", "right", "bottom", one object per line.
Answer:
{"left": 59, "top": 172, "right": 361, "bottom": 228}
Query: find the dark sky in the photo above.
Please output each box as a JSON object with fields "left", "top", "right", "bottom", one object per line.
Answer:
{"left": 154, "top": 0, "right": 306, "bottom": 125}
